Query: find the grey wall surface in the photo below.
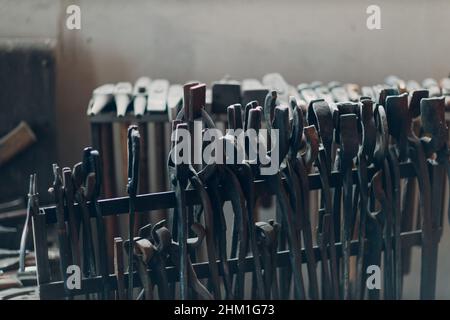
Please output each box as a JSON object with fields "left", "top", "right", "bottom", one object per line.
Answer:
{"left": 1, "top": 0, "right": 449, "bottom": 298}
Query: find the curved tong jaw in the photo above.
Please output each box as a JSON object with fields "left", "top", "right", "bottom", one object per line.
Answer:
{"left": 358, "top": 99, "right": 376, "bottom": 161}
{"left": 49, "top": 163, "right": 63, "bottom": 195}
{"left": 385, "top": 93, "right": 411, "bottom": 161}
{"left": 333, "top": 102, "right": 358, "bottom": 145}
{"left": 409, "top": 90, "right": 429, "bottom": 120}
{"left": 377, "top": 88, "right": 399, "bottom": 108}
{"left": 338, "top": 114, "right": 359, "bottom": 167}
{"left": 151, "top": 219, "right": 205, "bottom": 253}
{"left": 263, "top": 90, "right": 279, "bottom": 129}
{"left": 271, "top": 105, "right": 291, "bottom": 163}
{"left": 307, "top": 99, "right": 334, "bottom": 170}
{"left": 127, "top": 219, "right": 205, "bottom": 267}
{"left": 244, "top": 100, "right": 258, "bottom": 131}
{"left": 246, "top": 106, "right": 265, "bottom": 168}
{"left": 288, "top": 97, "right": 304, "bottom": 159}
{"left": 302, "top": 126, "right": 320, "bottom": 170}
{"left": 255, "top": 220, "right": 280, "bottom": 247}
{"left": 28, "top": 174, "right": 39, "bottom": 215}
{"left": 227, "top": 103, "right": 243, "bottom": 130}
{"left": 80, "top": 147, "right": 103, "bottom": 200}
{"left": 420, "top": 97, "right": 449, "bottom": 158}
{"left": 373, "top": 105, "right": 389, "bottom": 168}
{"left": 169, "top": 123, "right": 190, "bottom": 185}
{"left": 127, "top": 125, "right": 141, "bottom": 197}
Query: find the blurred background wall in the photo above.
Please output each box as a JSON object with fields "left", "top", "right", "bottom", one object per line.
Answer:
{"left": 0, "top": 0, "right": 449, "bottom": 298}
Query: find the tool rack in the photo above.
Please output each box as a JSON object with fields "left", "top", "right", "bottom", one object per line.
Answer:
{"left": 33, "top": 160, "right": 423, "bottom": 299}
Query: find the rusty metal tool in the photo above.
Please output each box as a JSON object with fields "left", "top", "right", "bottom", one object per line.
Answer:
{"left": 159, "top": 220, "right": 213, "bottom": 299}
{"left": 19, "top": 174, "right": 37, "bottom": 273}
{"left": 49, "top": 164, "right": 72, "bottom": 297}
{"left": 388, "top": 89, "right": 426, "bottom": 299}
{"left": 62, "top": 167, "right": 81, "bottom": 269}
{"left": 400, "top": 89, "right": 427, "bottom": 277}
{"left": 285, "top": 97, "right": 319, "bottom": 299}
{"left": 228, "top": 105, "right": 266, "bottom": 298}
{"left": 126, "top": 236, "right": 154, "bottom": 300}
{"left": 168, "top": 83, "right": 219, "bottom": 299}
{"left": 304, "top": 125, "right": 340, "bottom": 299}
{"left": 336, "top": 112, "right": 358, "bottom": 300}
{"left": 177, "top": 83, "right": 221, "bottom": 298}
{"left": 385, "top": 93, "right": 434, "bottom": 299}
{"left": 83, "top": 148, "right": 110, "bottom": 299}
{"left": 260, "top": 95, "right": 306, "bottom": 299}
{"left": 127, "top": 125, "right": 140, "bottom": 299}
{"left": 364, "top": 104, "right": 388, "bottom": 300}
{"left": 307, "top": 100, "right": 341, "bottom": 299}
{"left": 168, "top": 123, "right": 190, "bottom": 300}
{"left": 380, "top": 89, "right": 404, "bottom": 299}
{"left": 316, "top": 209, "right": 332, "bottom": 299}
{"left": 354, "top": 98, "right": 376, "bottom": 300}
{"left": 147, "top": 221, "right": 170, "bottom": 299}
{"left": 420, "top": 96, "right": 449, "bottom": 297}
{"left": 366, "top": 172, "right": 385, "bottom": 300}
{"left": 72, "top": 162, "right": 97, "bottom": 280}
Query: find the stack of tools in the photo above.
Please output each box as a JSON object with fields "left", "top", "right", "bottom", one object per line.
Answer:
{"left": 24, "top": 74, "right": 449, "bottom": 300}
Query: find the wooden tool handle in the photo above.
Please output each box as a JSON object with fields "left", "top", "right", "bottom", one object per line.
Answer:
{"left": 0, "top": 121, "right": 37, "bottom": 167}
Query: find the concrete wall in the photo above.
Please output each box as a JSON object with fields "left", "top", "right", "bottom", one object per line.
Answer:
{"left": 1, "top": 0, "right": 449, "bottom": 164}
{"left": 1, "top": 0, "right": 449, "bottom": 299}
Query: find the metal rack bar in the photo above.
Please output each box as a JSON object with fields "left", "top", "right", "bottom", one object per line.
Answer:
{"left": 41, "top": 162, "right": 416, "bottom": 224}
{"left": 37, "top": 230, "right": 422, "bottom": 299}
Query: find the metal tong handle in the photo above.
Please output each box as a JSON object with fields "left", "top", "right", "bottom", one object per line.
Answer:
{"left": 127, "top": 125, "right": 140, "bottom": 299}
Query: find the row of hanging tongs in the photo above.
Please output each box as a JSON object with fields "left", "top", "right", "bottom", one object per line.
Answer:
{"left": 124, "top": 76, "right": 449, "bottom": 300}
